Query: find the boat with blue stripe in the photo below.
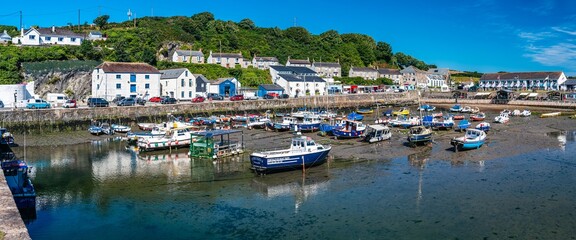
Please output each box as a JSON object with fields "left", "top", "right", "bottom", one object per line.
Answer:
{"left": 450, "top": 128, "right": 487, "bottom": 152}
{"left": 250, "top": 133, "right": 331, "bottom": 174}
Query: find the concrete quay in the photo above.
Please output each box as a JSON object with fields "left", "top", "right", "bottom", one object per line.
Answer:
{"left": 0, "top": 170, "right": 31, "bottom": 240}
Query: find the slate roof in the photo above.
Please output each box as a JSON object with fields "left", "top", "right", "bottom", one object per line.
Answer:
{"left": 427, "top": 68, "right": 450, "bottom": 75}
{"left": 211, "top": 52, "right": 242, "bottom": 58}
{"left": 351, "top": 67, "right": 378, "bottom": 73}
{"left": 96, "top": 62, "right": 160, "bottom": 73}
{"left": 213, "top": 78, "right": 236, "bottom": 84}
{"left": 29, "top": 27, "right": 84, "bottom": 38}
{"left": 399, "top": 66, "right": 424, "bottom": 74}
{"left": 89, "top": 31, "right": 102, "bottom": 36}
{"left": 480, "top": 72, "right": 563, "bottom": 81}
{"left": 313, "top": 62, "right": 341, "bottom": 68}
{"left": 175, "top": 50, "right": 204, "bottom": 57}
{"left": 195, "top": 74, "right": 209, "bottom": 83}
{"left": 253, "top": 56, "right": 278, "bottom": 62}
{"left": 278, "top": 74, "right": 325, "bottom": 83}
{"left": 160, "top": 68, "right": 188, "bottom": 79}
{"left": 259, "top": 84, "right": 284, "bottom": 91}
{"left": 377, "top": 68, "right": 401, "bottom": 75}
{"left": 288, "top": 59, "right": 311, "bottom": 65}
{"left": 0, "top": 30, "right": 11, "bottom": 40}
{"left": 270, "top": 65, "right": 317, "bottom": 75}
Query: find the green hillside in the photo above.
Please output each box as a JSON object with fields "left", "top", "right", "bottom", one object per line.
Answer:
{"left": 0, "top": 12, "right": 435, "bottom": 86}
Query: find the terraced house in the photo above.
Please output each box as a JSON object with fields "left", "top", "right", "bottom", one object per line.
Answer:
{"left": 312, "top": 61, "right": 341, "bottom": 78}
{"left": 479, "top": 71, "right": 566, "bottom": 91}
{"left": 12, "top": 26, "right": 84, "bottom": 46}
{"left": 91, "top": 62, "right": 161, "bottom": 100}
{"left": 349, "top": 66, "right": 378, "bottom": 80}
{"left": 251, "top": 55, "right": 280, "bottom": 70}
{"left": 207, "top": 51, "right": 249, "bottom": 68}
{"left": 172, "top": 49, "right": 205, "bottom": 64}
{"left": 160, "top": 68, "right": 208, "bottom": 100}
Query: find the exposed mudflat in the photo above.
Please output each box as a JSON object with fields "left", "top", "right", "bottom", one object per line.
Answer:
{"left": 11, "top": 105, "right": 576, "bottom": 164}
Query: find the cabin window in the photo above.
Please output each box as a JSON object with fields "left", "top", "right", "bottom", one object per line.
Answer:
{"left": 300, "top": 142, "right": 304, "bottom": 147}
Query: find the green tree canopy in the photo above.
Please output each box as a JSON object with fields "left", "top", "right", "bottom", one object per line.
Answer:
{"left": 93, "top": 15, "right": 110, "bottom": 30}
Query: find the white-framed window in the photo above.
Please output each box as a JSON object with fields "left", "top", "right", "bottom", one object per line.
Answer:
{"left": 116, "top": 75, "right": 121, "bottom": 79}
{"left": 45, "top": 36, "right": 51, "bottom": 41}
{"left": 58, "top": 37, "right": 63, "bottom": 42}
{"left": 29, "top": 35, "right": 35, "bottom": 40}
{"left": 71, "top": 38, "right": 76, "bottom": 42}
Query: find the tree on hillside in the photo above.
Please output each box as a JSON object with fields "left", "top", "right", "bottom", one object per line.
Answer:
{"left": 238, "top": 18, "right": 255, "bottom": 30}
{"left": 93, "top": 15, "right": 110, "bottom": 30}
{"left": 285, "top": 27, "right": 311, "bottom": 44}
{"left": 375, "top": 41, "right": 392, "bottom": 63}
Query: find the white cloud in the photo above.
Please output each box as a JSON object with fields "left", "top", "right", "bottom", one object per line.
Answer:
{"left": 552, "top": 27, "right": 576, "bottom": 36}
{"left": 518, "top": 31, "right": 554, "bottom": 42}
{"left": 524, "top": 43, "right": 576, "bottom": 67}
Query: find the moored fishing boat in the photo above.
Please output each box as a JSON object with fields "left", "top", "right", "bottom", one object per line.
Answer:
{"left": 0, "top": 127, "right": 15, "bottom": 145}
{"left": 475, "top": 122, "right": 491, "bottom": 132}
{"left": 270, "top": 116, "right": 297, "bottom": 132}
{"left": 357, "top": 108, "right": 374, "bottom": 114}
{"left": 494, "top": 113, "right": 510, "bottom": 123}
{"left": 250, "top": 132, "right": 331, "bottom": 174}
{"left": 521, "top": 109, "right": 532, "bottom": 117}
{"left": 111, "top": 124, "right": 131, "bottom": 133}
{"left": 347, "top": 112, "right": 364, "bottom": 121}
{"left": 450, "top": 104, "right": 462, "bottom": 112}
{"left": 455, "top": 119, "right": 471, "bottom": 132}
{"left": 1, "top": 159, "right": 37, "bottom": 209}
{"left": 392, "top": 107, "right": 410, "bottom": 116}
{"left": 291, "top": 114, "right": 322, "bottom": 132}
{"left": 137, "top": 127, "right": 197, "bottom": 152}
{"left": 407, "top": 125, "right": 433, "bottom": 147}
{"left": 332, "top": 119, "right": 367, "bottom": 139}
{"left": 450, "top": 128, "right": 487, "bottom": 152}
{"left": 433, "top": 116, "right": 454, "bottom": 130}
{"left": 363, "top": 125, "right": 391, "bottom": 143}
{"left": 460, "top": 106, "right": 473, "bottom": 113}
{"left": 418, "top": 104, "right": 436, "bottom": 112}
{"left": 470, "top": 112, "right": 486, "bottom": 121}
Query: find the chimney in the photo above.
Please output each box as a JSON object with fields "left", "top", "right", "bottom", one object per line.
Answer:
{"left": 52, "top": 26, "right": 55, "bottom": 32}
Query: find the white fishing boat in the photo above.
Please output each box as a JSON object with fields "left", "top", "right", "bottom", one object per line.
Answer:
{"left": 137, "top": 127, "right": 197, "bottom": 152}
{"left": 450, "top": 128, "right": 487, "bottom": 152}
{"left": 363, "top": 125, "right": 391, "bottom": 143}
{"left": 111, "top": 124, "right": 131, "bottom": 133}
{"left": 494, "top": 113, "right": 509, "bottom": 123}
{"left": 250, "top": 132, "right": 331, "bottom": 173}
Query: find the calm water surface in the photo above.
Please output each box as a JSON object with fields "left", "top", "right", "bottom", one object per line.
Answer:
{"left": 21, "top": 131, "right": 576, "bottom": 239}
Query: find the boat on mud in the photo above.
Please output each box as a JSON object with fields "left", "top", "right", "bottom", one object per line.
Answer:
{"left": 450, "top": 128, "right": 487, "bottom": 152}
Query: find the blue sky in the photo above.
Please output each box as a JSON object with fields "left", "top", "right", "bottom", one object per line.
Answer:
{"left": 2, "top": 0, "right": 576, "bottom": 75}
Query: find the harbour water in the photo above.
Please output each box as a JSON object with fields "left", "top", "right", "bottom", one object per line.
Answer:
{"left": 20, "top": 131, "right": 576, "bottom": 239}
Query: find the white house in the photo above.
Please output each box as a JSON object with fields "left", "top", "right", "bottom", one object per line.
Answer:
{"left": 13, "top": 26, "right": 84, "bottom": 46}
{"left": 252, "top": 55, "right": 279, "bottom": 70}
{"left": 0, "top": 82, "right": 36, "bottom": 108}
{"left": 160, "top": 68, "right": 209, "bottom": 100}
{"left": 400, "top": 66, "right": 427, "bottom": 88}
{"left": 312, "top": 61, "right": 341, "bottom": 78}
{"left": 0, "top": 30, "right": 12, "bottom": 44}
{"left": 479, "top": 71, "right": 566, "bottom": 91}
{"left": 172, "top": 50, "right": 204, "bottom": 63}
{"left": 206, "top": 51, "right": 249, "bottom": 68}
{"left": 269, "top": 65, "right": 325, "bottom": 97}
{"left": 87, "top": 31, "right": 106, "bottom": 41}
{"left": 91, "top": 62, "right": 161, "bottom": 100}
{"left": 286, "top": 57, "right": 311, "bottom": 68}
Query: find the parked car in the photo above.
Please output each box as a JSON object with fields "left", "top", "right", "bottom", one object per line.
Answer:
{"left": 160, "top": 97, "right": 177, "bottom": 104}
{"left": 62, "top": 99, "right": 77, "bottom": 108}
{"left": 230, "top": 95, "right": 244, "bottom": 101}
{"left": 192, "top": 96, "right": 205, "bottom": 103}
{"left": 244, "top": 94, "right": 259, "bottom": 100}
{"left": 279, "top": 94, "right": 289, "bottom": 99}
{"left": 117, "top": 98, "right": 136, "bottom": 106}
{"left": 263, "top": 94, "right": 275, "bottom": 99}
{"left": 26, "top": 99, "right": 51, "bottom": 109}
{"left": 148, "top": 96, "right": 162, "bottom": 103}
{"left": 0, "top": 100, "right": 4, "bottom": 108}
{"left": 136, "top": 97, "right": 146, "bottom": 106}
{"left": 206, "top": 93, "right": 224, "bottom": 100}
{"left": 111, "top": 96, "right": 126, "bottom": 104}
{"left": 267, "top": 93, "right": 279, "bottom": 98}
{"left": 87, "top": 97, "right": 109, "bottom": 107}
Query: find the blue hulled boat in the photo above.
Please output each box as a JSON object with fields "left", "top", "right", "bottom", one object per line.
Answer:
{"left": 450, "top": 104, "right": 462, "bottom": 112}
{"left": 250, "top": 133, "right": 331, "bottom": 173}
{"left": 0, "top": 128, "right": 15, "bottom": 145}
{"left": 347, "top": 112, "right": 364, "bottom": 121}
{"left": 291, "top": 115, "right": 322, "bottom": 132}
{"left": 450, "top": 128, "right": 487, "bottom": 152}
{"left": 1, "top": 160, "right": 37, "bottom": 209}
{"left": 270, "top": 116, "right": 297, "bottom": 132}
{"left": 332, "top": 119, "right": 367, "bottom": 139}
{"left": 475, "top": 122, "right": 491, "bottom": 132}
{"left": 418, "top": 104, "right": 436, "bottom": 112}
{"left": 456, "top": 119, "right": 471, "bottom": 132}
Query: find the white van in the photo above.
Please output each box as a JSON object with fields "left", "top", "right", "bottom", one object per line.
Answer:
{"left": 46, "top": 93, "right": 68, "bottom": 107}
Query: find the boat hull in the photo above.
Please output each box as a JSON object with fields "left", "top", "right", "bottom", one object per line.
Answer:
{"left": 451, "top": 139, "right": 485, "bottom": 151}
{"left": 332, "top": 129, "right": 366, "bottom": 138}
{"left": 250, "top": 148, "right": 331, "bottom": 173}
{"left": 292, "top": 123, "right": 320, "bottom": 132}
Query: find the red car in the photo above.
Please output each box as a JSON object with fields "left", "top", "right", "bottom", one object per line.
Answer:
{"left": 230, "top": 95, "right": 244, "bottom": 101}
{"left": 192, "top": 96, "right": 205, "bottom": 103}
{"left": 148, "top": 96, "right": 162, "bottom": 103}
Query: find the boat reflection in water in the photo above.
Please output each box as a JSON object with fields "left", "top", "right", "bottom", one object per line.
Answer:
{"left": 251, "top": 170, "right": 330, "bottom": 213}
{"left": 407, "top": 146, "right": 431, "bottom": 211}
{"left": 546, "top": 130, "right": 576, "bottom": 151}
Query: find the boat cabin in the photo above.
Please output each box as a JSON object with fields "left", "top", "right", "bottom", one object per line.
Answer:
{"left": 291, "top": 134, "right": 323, "bottom": 152}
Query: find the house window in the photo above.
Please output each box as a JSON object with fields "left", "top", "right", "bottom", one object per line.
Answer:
{"left": 71, "top": 38, "right": 76, "bottom": 42}
{"left": 116, "top": 75, "right": 121, "bottom": 79}
{"left": 145, "top": 75, "right": 150, "bottom": 79}
{"left": 29, "top": 35, "right": 35, "bottom": 40}
{"left": 185, "top": 71, "right": 188, "bottom": 77}
{"left": 116, "top": 83, "right": 121, "bottom": 89}
{"left": 97, "top": 84, "right": 100, "bottom": 90}
{"left": 189, "top": 91, "right": 192, "bottom": 98}
{"left": 189, "top": 79, "right": 193, "bottom": 87}
{"left": 45, "top": 36, "right": 51, "bottom": 41}
{"left": 236, "top": 58, "right": 239, "bottom": 63}
{"left": 181, "top": 79, "right": 185, "bottom": 87}
{"left": 145, "top": 83, "right": 150, "bottom": 89}
{"left": 181, "top": 91, "right": 184, "bottom": 98}
{"left": 201, "top": 84, "right": 204, "bottom": 88}
{"left": 217, "top": 57, "right": 220, "bottom": 63}
{"left": 58, "top": 37, "right": 63, "bottom": 42}
{"left": 197, "top": 56, "right": 201, "bottom": 62}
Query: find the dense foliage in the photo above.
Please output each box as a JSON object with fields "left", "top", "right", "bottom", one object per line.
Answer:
{"left": 157, "top": 61, "right": 270, "bottom": 87}
{"left": 0, "top": 12, "right": 435, "bottom": 85}
{"left": 23, "top": 60, "right": 101, "bottom": 77}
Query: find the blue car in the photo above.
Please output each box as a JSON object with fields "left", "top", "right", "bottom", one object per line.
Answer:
{"left": 26, "top": 99, "right": 51, "bottom": 109}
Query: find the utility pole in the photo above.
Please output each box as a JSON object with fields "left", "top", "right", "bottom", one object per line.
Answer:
{"left": 133, "top": 13, "right": 136, "bottom": 28}
{"left": 19, "top": 11, "right": 22, "bottom": 32}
